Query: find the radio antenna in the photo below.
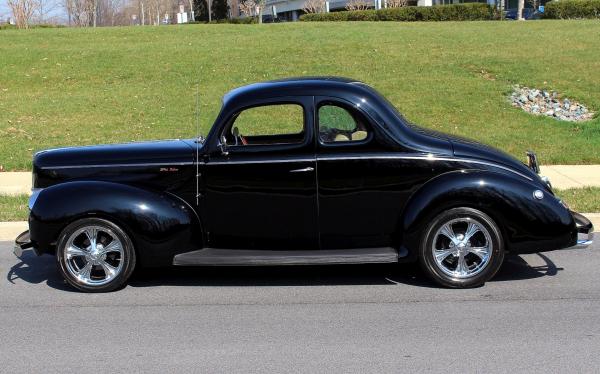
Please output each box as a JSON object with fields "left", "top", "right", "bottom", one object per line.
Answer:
{"left": 195, "top": 82, "right": 200, "bottom": 206}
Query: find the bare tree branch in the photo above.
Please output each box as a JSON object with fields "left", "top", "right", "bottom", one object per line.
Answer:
{"left": 7, "top": 0, "right": 38, "bottom": 28}
{"left": 302, "top": 0, "right": 325, "bottom": 14}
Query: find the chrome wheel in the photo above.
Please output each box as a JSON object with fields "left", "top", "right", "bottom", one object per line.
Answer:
{"left": 63, "top": 225, "right": 124, "bottom": 286}
{"left": 431, "top": 217, "right": 492, "bottom": 279}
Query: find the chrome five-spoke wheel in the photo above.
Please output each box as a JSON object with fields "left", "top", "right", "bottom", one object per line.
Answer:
{"left": 420, "top": 207, "right": 504, "bottom": 288}
{"left": 64, "top": 225, "right": 124, "bottom": 286}
{"left": 57, "top": 218, "right": 136, "bottom": 292}
{"left": 432, "top": 218, "right": 492, "bottom": 279}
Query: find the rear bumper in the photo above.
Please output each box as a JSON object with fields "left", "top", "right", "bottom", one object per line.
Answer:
{"left": 572, "top": 211, "right": 594, "bottom": 248}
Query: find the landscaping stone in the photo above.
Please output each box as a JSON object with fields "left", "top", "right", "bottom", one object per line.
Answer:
{"left": 510, "top": 86, "right": 594, "bottom": 122}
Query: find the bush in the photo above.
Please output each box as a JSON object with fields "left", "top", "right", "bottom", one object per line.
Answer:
{"left": 300, "top": 3, "right": 494, "bottom": 22}
{"left": 183, "top": 17, "right": 257, "bottom": 24}
{"left": 0, "top": 23, "right": 65, "bottom": 30}
{"left": 544, "top": 0, "right": 600, "bottom": 19}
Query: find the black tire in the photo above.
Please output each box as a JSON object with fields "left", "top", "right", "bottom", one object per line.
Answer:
{"left": 56, "top": 218, "right": 136, "bottom": 293}
{"left": 419, "top": 207, "right": 504, "bottom": 288}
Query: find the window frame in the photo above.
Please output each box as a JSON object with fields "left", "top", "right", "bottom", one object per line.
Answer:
{"left": 219, "top": 98, "right": 312, "bottom": 154}
{"left": 315, "top": 98, "right": 374, "bottom": 148}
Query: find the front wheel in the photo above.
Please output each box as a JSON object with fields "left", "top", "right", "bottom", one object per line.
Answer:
{"left": 56, "top": 218, "right": 136, "bottom": 292}
{"left": 419, "top": 207, "right": 504, "bottom": 288}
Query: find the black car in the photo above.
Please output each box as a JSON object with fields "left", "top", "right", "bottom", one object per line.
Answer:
{"left": 15, "top": 77, "right": 594, "bottom": 292}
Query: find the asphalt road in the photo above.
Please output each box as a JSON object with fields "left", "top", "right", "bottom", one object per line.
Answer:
{"left": 1, "top": 241, "right": 599, "bottom": 373}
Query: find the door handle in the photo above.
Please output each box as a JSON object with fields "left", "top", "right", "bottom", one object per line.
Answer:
{"left": 289, "top": 167, "right": 315, "bottom": 173}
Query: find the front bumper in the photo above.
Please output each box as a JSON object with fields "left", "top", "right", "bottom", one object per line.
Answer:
{"left": 572, "top": 211, "right": 594, "bottom": 248}
{"left": 13, "top": 230, "right": 34, "bottom": 257}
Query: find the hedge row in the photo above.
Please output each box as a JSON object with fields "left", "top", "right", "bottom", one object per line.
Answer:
{"left": 0, "top": 24, "right": 65, "bottom": 30}
{"left": 186, "top": 17, "right": 257, "bottom": 24}
{"left": 544, "top": 0, "right": 600, "bottom": 19}
{"left": 300, "top": 3, "right": 494, "bottom": 22}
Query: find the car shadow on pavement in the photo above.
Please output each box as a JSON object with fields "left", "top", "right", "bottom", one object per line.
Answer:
{"left": 6, "top": 251, "right": 72, "bottom": 291}
{"left": 128, "top": 253, "right": 562, "bottom": 288}
{"left": 493, "top": 253, "right": 563, "bottom": 282}
{"left": 6, "top": 251, "right": 562, "bottom": 291}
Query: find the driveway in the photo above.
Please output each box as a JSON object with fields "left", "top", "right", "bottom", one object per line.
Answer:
{"left": 1, "top": 241, "right": 599, "bottom": 372}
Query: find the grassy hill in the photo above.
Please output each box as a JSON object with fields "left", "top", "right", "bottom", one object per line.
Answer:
{"left": 1, "top": 20, "right": 599, "bottom": 170}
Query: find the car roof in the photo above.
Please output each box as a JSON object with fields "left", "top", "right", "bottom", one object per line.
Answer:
{"left": 222, "top": 76, "right": 371, "bottom": 105}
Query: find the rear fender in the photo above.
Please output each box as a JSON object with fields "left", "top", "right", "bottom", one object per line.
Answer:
{"left": 399, "top": 170, "right": 575, "bottom": 259}
{"left": 29, "top": 181, "right": 201, "bottom": 266}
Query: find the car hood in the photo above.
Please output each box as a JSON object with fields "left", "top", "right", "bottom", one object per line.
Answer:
{"left": 34, "top": 139, "right": 196, "bottom": 169}
{"left": 446, "top": 134, "right": 537, "bottom": 178}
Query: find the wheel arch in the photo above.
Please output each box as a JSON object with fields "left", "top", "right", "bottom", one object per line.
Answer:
{"left": 398, "top": 169, "right": 575, "bottom": 259}
{"left": 29, "top": 181, "right": 202, "bottom": 267}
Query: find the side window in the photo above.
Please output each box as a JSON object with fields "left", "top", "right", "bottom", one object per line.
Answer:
{"left": 225, "top": 104, "right": 305, "bottom": 146}
{"left": 318, "top": 104, "right": 369, "bottom": 144}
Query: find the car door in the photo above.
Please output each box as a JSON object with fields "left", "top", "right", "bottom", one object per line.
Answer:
{"left": 315, "top": 97, "right": 415, "bottom": 250}
{"left": 200, "top": 97, "right": 318, "bottom": 250}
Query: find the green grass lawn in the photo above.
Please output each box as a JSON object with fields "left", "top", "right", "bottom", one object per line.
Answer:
{"left": 1, "top": 21, "right": 599, "bottom": 170}
{"left": 2, "top": 187, "right": 599, "bottom": 221}
{"left": 0, "top": 195, "right": 29, "bottom": 221}
{"left": 556, "top": 187, "right": 600, "bottom": 213}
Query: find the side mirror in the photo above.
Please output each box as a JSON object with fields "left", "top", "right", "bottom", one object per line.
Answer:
{"left": 219, "top": 135, "right": 229, "bottom": 156}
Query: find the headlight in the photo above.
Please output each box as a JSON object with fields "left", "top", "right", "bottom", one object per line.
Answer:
{"left": 28, "top": 188, "right": 43, "bottom": 210}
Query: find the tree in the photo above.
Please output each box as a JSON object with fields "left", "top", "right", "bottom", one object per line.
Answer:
{"left": 238, "top": 0, "right": 255, "bottom": 16}
{"left": 7, "top": 0, "right": 38, "bottom": 28}
{"left": 345, "top": 0, "right": 369, "bottom": 11}
{"left": 35, "top": 0, "right": 60, "bottom": 23}
{"left": 212, "top": 0, "right": 228, "bottom": 19}
{"left": 63, "top": 0, "right": 94, "bottom": 26}
{"left": 517, "top": 0, "right": 524, "bottom": 20}
{"left": 386, "top": 0, "right": 407, "bottom": 7}
{"left": 195, "top": 0, "right": 228, "bottom": 20}
{"left": 301, "top": 0, "right": 325, "bottom": 13}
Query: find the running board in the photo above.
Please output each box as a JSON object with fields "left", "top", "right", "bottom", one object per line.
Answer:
{"left": 173, "top": 247, "right": 398, "bottom": 266}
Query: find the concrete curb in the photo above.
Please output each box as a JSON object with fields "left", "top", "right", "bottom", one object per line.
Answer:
{"left": 1, "top": 215, "right": 599, "bottom": 242}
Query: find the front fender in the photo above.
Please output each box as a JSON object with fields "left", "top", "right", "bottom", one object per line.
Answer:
{"left": 400, "top": 170, "right": 576, "bottom": 258}
{"left": 29, "top": 181, "right": 200, "bottom": 266}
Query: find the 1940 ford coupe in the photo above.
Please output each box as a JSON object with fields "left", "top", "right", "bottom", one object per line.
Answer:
{"left": 15, "top": 77, "right": 594, "bottom": 292}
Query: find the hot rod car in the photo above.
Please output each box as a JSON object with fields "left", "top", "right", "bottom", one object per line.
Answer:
{"left": 15, "top": 77, "right": 594, "bottom": 292}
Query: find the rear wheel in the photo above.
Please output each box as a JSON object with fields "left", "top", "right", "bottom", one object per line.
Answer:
{"left": 419, "top": 207, "right": 504, "bottom": 288}
{"left": 56, "top": 218, "right": 136, "bottom": 292}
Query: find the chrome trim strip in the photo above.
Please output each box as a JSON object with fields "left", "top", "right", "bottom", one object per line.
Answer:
{"left": 315, "top": 154, "right": 534, "bottom": 181}
{"left": 39, "top": 155, "right": 532, "bottom": 181}
{"left": 40, "top": 161, "right": 195, "bottom": 170}
{"left": 205, "top": 158, "right": 315, "bottom": 165}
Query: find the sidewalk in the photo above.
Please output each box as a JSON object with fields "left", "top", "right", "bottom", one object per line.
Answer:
{"left": 0, "top": 172, "right": 31, "bottom": 195}
{"left": 2, "top": 166, "right": 600, "bottom": 194}
{"left": 540, "top": 165, "right": 600, "bottom": 189}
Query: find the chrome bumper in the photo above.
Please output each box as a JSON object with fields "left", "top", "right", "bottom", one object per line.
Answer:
{"left": 13, "top": 230, "right": 32, "bottom": 258}
{"left": 572, "top": 212, "right": 594, "bottom": 248}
